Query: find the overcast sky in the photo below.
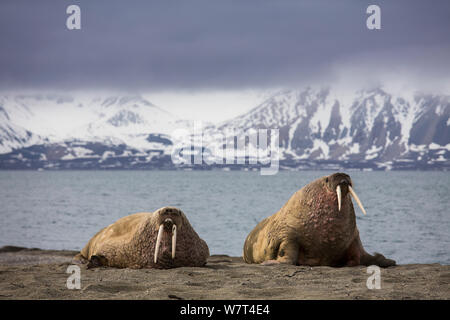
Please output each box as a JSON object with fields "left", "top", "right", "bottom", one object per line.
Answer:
{"left": 1, "top": 0, "right": 449, "bottom": 121}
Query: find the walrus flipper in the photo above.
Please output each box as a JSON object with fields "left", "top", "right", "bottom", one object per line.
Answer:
{"left": 354, "top": 234, "right": 396, "bottom": 267}
{"left": 72, "top": 253, "right": 88, "bottom": 265}
{"left": 276, "top": 239, "right": 300, "bottom": 264}
{"left": 87, "top": 255, "right": 108, "bottom": 269}
{"left": 345, "top": 234, "right": 396, "bottom": 267}
{"left": 360, "top": 252, "right": 396, "bottom": 267}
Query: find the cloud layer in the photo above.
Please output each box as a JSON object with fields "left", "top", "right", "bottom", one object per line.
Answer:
{"left": 1, "top": 0, "right": 450, "bottom": 91}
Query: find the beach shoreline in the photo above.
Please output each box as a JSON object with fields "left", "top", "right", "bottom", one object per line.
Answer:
{"left": 0, "top": 246, "right": 448, "bottom": 300}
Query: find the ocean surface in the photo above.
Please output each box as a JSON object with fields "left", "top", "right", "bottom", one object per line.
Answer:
{"left": 0, "top": 170, "right": 449, "bottom": 265}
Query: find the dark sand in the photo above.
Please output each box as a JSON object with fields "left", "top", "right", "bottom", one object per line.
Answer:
{"left": 0, "top": 246, "right": 448, "bottom": 300}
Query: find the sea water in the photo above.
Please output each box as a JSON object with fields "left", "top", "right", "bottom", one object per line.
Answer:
{"left": 0, "top": 170, "right": 448, "bottom": 265}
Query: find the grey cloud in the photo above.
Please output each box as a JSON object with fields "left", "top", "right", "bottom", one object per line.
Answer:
{"left": 0, "top": 0, "right": 449, "bottom": 91}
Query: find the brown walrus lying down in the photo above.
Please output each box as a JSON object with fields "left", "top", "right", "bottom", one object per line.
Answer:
{"left": 243, "top": 173, "right": 396, "bottom": 267}
{"left": 73, "top": 207, "right": 209, "bottom": 269}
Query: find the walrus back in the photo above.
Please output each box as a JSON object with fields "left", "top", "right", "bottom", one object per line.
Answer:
{"left": 80, "top": 212, "right": 150, "bottom": 260}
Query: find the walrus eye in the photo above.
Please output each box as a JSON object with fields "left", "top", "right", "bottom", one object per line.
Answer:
{"left": 325, "top": 177, "right": 328, "bottom": 183}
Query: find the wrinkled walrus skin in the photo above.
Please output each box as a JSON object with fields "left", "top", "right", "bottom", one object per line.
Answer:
{"left": 243, "top": 173, "right": 396, "bottom": 267}
{"left": 73, "top": 207, "right": 209, "bottom": 269}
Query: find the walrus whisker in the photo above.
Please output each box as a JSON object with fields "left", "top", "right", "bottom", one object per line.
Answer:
{"left": 154, "top": 224, "right": 164, "bottom": 264}
{"left": 336, "top": 185, "right": 342, "bottom": 212}
{"left": 172, "top": 224, "right": 177, "bottom": 259}
{"left": 348, "top": 186, "right": 366, "bottom": 215}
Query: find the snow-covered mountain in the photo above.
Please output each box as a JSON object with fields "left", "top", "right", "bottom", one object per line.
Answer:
{"left": 0, "top": 94, "right": 182, "bottom": 152}
{"left": 214, "top": 87, "right": 450, "bottom": 169}
{"left": 0, "top": 94, "right": 184, "bottom": 169}
{"left": 0, "top": 88, "right": 448, "bottom": 170}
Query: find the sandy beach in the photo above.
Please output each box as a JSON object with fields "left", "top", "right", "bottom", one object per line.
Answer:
{"left": 0, "top": 246, "right": 448, "bottom": 300}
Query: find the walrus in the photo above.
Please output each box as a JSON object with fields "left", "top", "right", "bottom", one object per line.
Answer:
{"left": 243, "top": 173, "right": 396, "bottom": 267}
{"left": 73, "top": 206, "right": 209, "bottom": 269}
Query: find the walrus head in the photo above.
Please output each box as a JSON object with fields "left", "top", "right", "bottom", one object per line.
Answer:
{"left": 324, "top": 172, "right": 366, "bottom": 215}
{"left": 153, "top": 207, "right": 184, "bottom": 264}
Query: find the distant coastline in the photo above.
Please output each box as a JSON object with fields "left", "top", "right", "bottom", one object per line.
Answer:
{"left": 1, "top": 154, "right": 449, "bottom": 171}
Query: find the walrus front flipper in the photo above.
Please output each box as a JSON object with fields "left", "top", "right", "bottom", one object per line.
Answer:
{"left": 72, "top": 253, "right": 88, "bottom": 265}
{"left": 276, "top": 239, "right": 300, "bottom": 265}
{"left": 260, "top": 241, "right": 300, "bottom": 265}
{"left": 360, "top": 252, "right": 396, "bottom": 267}
{"left": 87, "top": 255, "right": 108, "bottom": 269}
{"left": 345, "top": 234, "right": 396, "bottom": 267}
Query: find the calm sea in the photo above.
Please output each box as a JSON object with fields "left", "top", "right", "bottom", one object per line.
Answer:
{"left": 0, "top": 170, "right": 448, "bottom": 265}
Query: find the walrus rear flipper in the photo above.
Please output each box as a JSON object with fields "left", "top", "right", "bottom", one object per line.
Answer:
{"left": 87, "top": 255, "right": 108, "bottom": 269}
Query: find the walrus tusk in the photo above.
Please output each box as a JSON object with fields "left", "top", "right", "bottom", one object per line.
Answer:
{"left": 172, "top": 224, "right": 177, "bottom": 259}
{"left": 154, "top": 224, "right": 164, "bottom": 264}
{"left": 336, "top": 185, "right": 342, "bottom": 212}
{"left": 348, "top": 185, "right": 367, "bottom": 215}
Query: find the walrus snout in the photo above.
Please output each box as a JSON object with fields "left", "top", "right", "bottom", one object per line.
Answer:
{"left": 154, "top": 221, "right": 177, "bottom": 264}
{"left": 153, "top": 207, "right": 181, "bottom": 263}
{"left": 331, "top": 174, "right": 366, "bottom": 215}
{"left": 163, "top": 218, "right": 174, "bottom": 229}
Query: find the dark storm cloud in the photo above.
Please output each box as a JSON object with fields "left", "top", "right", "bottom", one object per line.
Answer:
{"left": 0, "top": 0, "right": 449, "bottom": 90}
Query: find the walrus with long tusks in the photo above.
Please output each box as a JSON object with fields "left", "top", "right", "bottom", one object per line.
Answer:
{"left": 73, "top": 207, "right": 209, "bottom": 269}
{"left": 243, "top": 173, "right": 396, "bottom": 267}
